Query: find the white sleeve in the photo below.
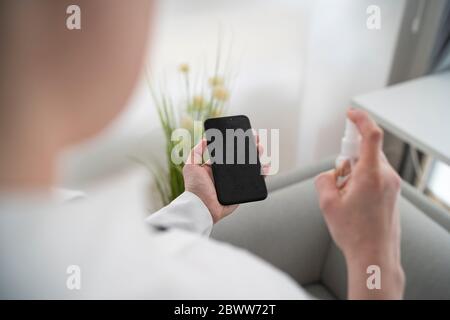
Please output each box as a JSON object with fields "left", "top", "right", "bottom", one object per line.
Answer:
{"left": 146, "top": 191, "right": 213, "bottom": 236}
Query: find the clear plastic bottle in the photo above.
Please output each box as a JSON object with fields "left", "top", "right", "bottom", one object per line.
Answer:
{"left": 335, "top": 118, "right": 361, "bottom": 188}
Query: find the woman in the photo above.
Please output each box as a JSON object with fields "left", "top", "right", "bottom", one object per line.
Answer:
{"left": 0, "top": 0, "right": 404, "bottom": 299}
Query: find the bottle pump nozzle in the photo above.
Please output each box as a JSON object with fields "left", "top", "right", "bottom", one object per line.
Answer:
{"left": 335, "top": 118, "right": 361, "bottom": 187}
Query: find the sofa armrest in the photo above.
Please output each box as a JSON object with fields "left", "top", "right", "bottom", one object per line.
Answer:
{"left": 401, "top": 181, "right": 450, "bottom": 232}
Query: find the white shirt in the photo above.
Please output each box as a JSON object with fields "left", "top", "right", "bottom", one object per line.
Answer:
{"left": 0, "top": 186, "right": 309, "bottom": 299}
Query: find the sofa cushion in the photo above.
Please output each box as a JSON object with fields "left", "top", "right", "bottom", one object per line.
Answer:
{"left": 304, "top": 283, "right": 336, "bottom": 300}
{"left": 212, "top": 177, "right": 331, "bottom": 285}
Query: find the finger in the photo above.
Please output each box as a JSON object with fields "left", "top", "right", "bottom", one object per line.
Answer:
{"left": 261, "top": 164, "right": 271, "bottom": 176}
{"left": 252, "top": 130, "right": 259, "bottom": 144}
{"left": 315, "top": 170, "right": 341, "bottom": 213}
{"left": 204, "top": 164, "right": 213, "bottom": 180}
{"left": 186, "top": 139, "right": 207, "bottom": 165}
{"left": 257, "top": 143, "right": 264, "bottom": 157}
{"left": 347, "top": 108, "right": 383, "bottom": 168}
{"left": 380, "top": 150, "right": 389, "bottom": 164}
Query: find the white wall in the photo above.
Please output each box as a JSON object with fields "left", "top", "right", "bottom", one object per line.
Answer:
{"left": 297, "top": 0, "right": 406, "bottom": 165}
{"left": 61, "top": 0, "right": 313, "bottom": 185}
{"left": 61, "top": 0, "right": 407, "bottom": 186}
{"left": 145, "top": 0, "right": 313, "bottom": 172}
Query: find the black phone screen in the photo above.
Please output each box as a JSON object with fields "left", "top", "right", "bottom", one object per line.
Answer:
{"left": 204, "top": 115, "right": 267, "bottom": 205}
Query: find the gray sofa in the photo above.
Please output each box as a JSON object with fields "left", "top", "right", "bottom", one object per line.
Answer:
{"left": 212, "top": 158, "right": 450, "bottom": 299}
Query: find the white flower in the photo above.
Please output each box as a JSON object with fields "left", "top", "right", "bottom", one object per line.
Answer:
{"left": 208, "top": 76, "right": 224, "bottom": 87}
{"left": 178, "top": 63, "right": 189, "bottom": 73}
{"left": 180, "top": 115, "right": 193, "bottom": 131}
{"left": 212, "top": 86, "right": 229, "bottom": 101}
{"left": 192, "top": 95, "right": 205, "bottom": 110}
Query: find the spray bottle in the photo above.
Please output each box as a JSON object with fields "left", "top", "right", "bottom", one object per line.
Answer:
{"left": 335, "top": 118, "right": 361, "bottom": 188}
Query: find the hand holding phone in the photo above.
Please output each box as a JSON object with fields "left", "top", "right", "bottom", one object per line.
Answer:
{"left": 183, "top": 139, "right": 239, "bottom": 223}
{"left": 183, "top": 115, "right": 267, "bottom": 223}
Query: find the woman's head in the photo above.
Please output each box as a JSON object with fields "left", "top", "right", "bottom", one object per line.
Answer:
{"left": 0, "top": 0, "right": 153, "bottom": 147}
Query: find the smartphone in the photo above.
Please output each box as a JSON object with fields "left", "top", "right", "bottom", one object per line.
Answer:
{"left": 204, "top": 115, "right": 267, "bottom": 205}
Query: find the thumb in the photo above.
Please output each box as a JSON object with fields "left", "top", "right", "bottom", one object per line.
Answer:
{"left": 185, "top": 139, "right": 207, "bottom": 165}
{"left": 315, "top": 170, "right": 341, "bottom": 213}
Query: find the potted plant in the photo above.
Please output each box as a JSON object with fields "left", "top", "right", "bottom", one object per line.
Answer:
{"left": 146, "top": 53, "right": 233, "bottom": 206}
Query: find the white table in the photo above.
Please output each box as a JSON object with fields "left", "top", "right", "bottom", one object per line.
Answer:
{"left": 352, "top": 71, "right": 450, "bottom": 166}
